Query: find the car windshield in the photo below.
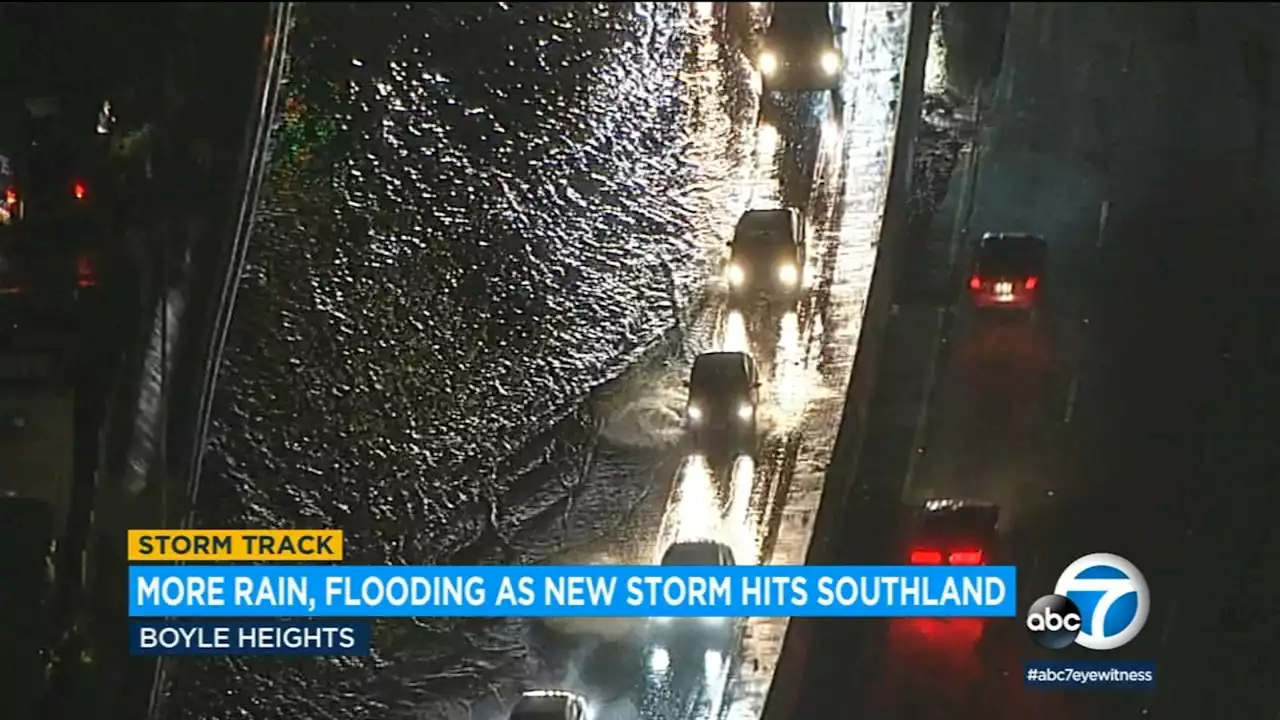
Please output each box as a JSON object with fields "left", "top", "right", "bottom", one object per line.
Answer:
{"left": 733, "top": 214, "right": 795, "bottom": 261}
{"left": 690, "top": 358, "right": 748, "bottom": 394}
{"left": 767, "top": 3, "right": 832, "bottom": 39}
{"left": 917, "top": 509, "right": 991, "bottom": 542}
{"left": 0, "top": 498, "right": 54, "bottom": 575}
{"left": 977, "top": 237, "right": 1044, "bottom": 275}
{"left": 661, "top": 543, "right": 721, "bottom": 566}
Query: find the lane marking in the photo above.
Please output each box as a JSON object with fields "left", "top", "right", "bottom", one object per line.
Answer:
{"left": 1062, "top": 375, "right": 1080, "bottom": 424}
{"left": 1096, "top": 199, "right": 1111, "bottom": 247}
{"left": 1160, "top": 600, "right": 1179, "bottom": 649}
{"left": 900, "top": 307, "right": 947, "bottom": 502}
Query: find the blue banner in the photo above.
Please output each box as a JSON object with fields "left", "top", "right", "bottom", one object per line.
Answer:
{"left": 128, "top": 565, "right": 1017, "bottom": 618}
{"left": 128, "top": 620, "right": 372, "bottom": 656}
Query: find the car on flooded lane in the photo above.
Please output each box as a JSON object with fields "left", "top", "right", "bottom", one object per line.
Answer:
{"left": 507, "top": 689, "right": 591, "bottom": 720}
{"left": 967, "top": 232, "right": 1047, "bottom": 315}
{"left": 906, "top": 498, "right": 1000, "bottom": 567}
{"left": 648, "top": 539, "right": 739, "bottom": 650}
{"left": 757, "top": 2, "right": 842, "bottom": 94}
{"left": 726, "top": 207, "right": 805, "bottom": 310}
{"left": 683, "top": 351, "right": 759, "bottom": 459}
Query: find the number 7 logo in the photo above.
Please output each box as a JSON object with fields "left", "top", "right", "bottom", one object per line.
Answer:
{"left": 1054, "top": 553, "right": 1151, "bottom": 651}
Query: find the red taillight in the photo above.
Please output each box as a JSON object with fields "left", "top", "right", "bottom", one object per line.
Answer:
{"left": 910, "top": 549, "right": 943, "bottom": 565}
{"left": 1024, "top": 276, "right": 1038, "bottom": 290}
{"left": 3, "top": 187, "right": 16, "bottom": 206}
{"left": 72, "top": 180, "right": 87, "bottom": 200}
{"left": 968, "top": 275, "right": 981, "bottom": 290}
{"left": 948, "top": 550, "right": 984, "bottom": 566}
{"left": 76, "top": 255, "right": 97, "bottom": 288}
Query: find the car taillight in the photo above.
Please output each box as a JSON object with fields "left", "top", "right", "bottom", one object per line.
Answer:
{"left": 948, "top": 550, "right": 984, "bottom": 566}
{"left": 910, "top": 549, "right": 943, "bottom": 565}
{"left": 1024, "top": 276, "right": 1038, "bottom": 290}
{"left": 3, "top": 187, "right": 16, "bottom": 206}
{"left": 72, "top": 180, "right": 87, "bottom": 200}
{"left": 76, "top": 255, "right": 97, "bottom": 288}
{"left": 968, "top": 275, "right": 981, "bottom": 290}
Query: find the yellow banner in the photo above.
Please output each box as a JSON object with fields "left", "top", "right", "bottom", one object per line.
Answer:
{"left": 127, "top": 529, "right": 343, "bottom": 562}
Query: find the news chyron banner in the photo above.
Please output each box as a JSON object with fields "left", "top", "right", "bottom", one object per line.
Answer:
{"left": 127, "top": 529, "right": 1019, "bottom": 656}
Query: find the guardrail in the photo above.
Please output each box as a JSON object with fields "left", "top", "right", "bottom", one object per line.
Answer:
{"left": 142, "top": 4, "right": 294, "bottom": 719}
{"left": 759, "top": 3, "right": 934, "bottom": 717}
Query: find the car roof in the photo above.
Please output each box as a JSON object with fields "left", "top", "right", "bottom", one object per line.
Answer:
{"left": 512, "top": 691, "right": 583, "bottom": 713}
{"left": 767, "top": 3, "right": 834, "bottom": 34}
{"left": 0, "top": 495, "right": 55, "bottom": 536}
{"left": 980, "top": 232, "right": 1046, "bottom": 247}
{"left": 914, "top": 499, "right": 998, "bottom": 539}
{"left": 692, "top": 351, "right": 752, "bottom": 369}
{"left": 740, "top": 208, "right": 795, "bottom": 221}
{"left": 661, "top": 540, "right": 734, "bottom": 566}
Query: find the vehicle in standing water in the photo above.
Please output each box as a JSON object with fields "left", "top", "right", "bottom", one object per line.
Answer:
{"left": 684, "top": 351, "right": 760, "bottom": 458}
{"left": 0, "top": 96, "right": 106, "bottom": 332}
{"left": 758, "top": 2, "right": 843, "bottom": 93}
{"left": 906, "top": 498, "right": 1000, "bottom": 567}
{"left": 726, "top": 207, "right": 806, "bottom": 309}
{"left": 967, "top": 232, "right": 1047, "bottom": 314}
{"left": 0, "top": 493, "right": 59, "bottom": 719}
{"left": 649, "top": 539, "right": 739, "bottom": 649}
{"left": 507, "top": 690, "right": 591, "bottom": 720}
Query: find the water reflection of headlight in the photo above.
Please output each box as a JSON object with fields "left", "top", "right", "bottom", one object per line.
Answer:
{"left": 686, "top": 405, "right": 702, "bottom": 422}
{"left": 777, "top": 263, "right": 798, "bottom": 286}
{"left": 759, "top": 51, "right": 778, "bottom": 75}
{"left": 737, "top": 403, "right": 754, "bottom": 421}
{"left": 727, "top": 263, "right": 745, "bottom": 286}
{"left": 820, "top": 50, "right": 839, "bottom": 75}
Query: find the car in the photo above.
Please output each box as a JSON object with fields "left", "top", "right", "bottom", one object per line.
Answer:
{"left": 967, "top": 232, "right": 1047, "bottom": 313}
{"left": 650, "top": 540, "right": 738, "bottom": 646}
{"left": 0, "top": 494, "right": 58, "bottom": 694}
{"left": 726, "top": 208, "right": 806, "bottom": 307}
{"left": 508, "top": 690, "right": 590, "bottom": 720}
{"left": 684, "top": 351, "right": 759, "bottom": 457}
{"left": 906, "top": 498, "right": 999, "bottom": 566}
{"left": 758, "top": 2, "right": 843, "bottom": 93}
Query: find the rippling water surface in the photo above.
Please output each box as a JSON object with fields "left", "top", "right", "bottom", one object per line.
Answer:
{"left": 170, "top": 2, "right": 755, "bottom": 717}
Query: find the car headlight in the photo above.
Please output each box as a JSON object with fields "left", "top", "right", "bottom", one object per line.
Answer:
{"left": 737, "top": 403, "right": 754, "bottom": 421}
{"left": 686, "top": 404, "right": 703, "bottom": 422}
{"left": 777, "top": 263, "right": 798, "bottom": 286}
{"left": 759, "top": 51, "right": 778, "bottom": 75}
{"left": 727, "top": 263, "right": 745, "bottom": 286}
{"left": 820, "top": 50, "right": 839, "bottom": 75}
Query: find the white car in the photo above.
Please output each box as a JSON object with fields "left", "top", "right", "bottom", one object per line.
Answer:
{"left": 508, "top": 690, "right": 590, "bottom": 720}
{"left": 649, "top": 540, "right": 739, "bottom": 647}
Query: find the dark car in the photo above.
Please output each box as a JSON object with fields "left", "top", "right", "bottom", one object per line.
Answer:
{"left": 684, "top": 351, "right": 759, "bottom": 457}
{"left": 967, "top": 232, "right": 1047, "bottom": 313}
{"left": 0, "top": 97, "right": 107, "bottom": 333}
{"left": 0, "top": 494, "right": 58, "bottom": 714}
{"left": 758, "top": 2, "right": 843, "bottom": 93}
{"left": 649, "top": 540, "right": 738, "bottom": 647}
{"left": 508, "top": 690, "right": 589, "bottom": 720}
{"left": 906, "top": 498, "right": 1000, "bottom": 566}
{"left": 726, "top": 208, "right": 805, "bottom": 308}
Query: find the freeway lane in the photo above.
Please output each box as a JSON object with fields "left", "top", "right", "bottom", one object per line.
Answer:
{"left": 792, "top": 3, "right": 1280, "bottom": 718}
{"left": 522, "top": 4, "right": 909, "bottom": 719}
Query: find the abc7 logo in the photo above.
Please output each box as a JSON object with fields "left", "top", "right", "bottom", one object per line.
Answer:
{"left": 1025, "top": 552, "right": 1150, "bottom": 651}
